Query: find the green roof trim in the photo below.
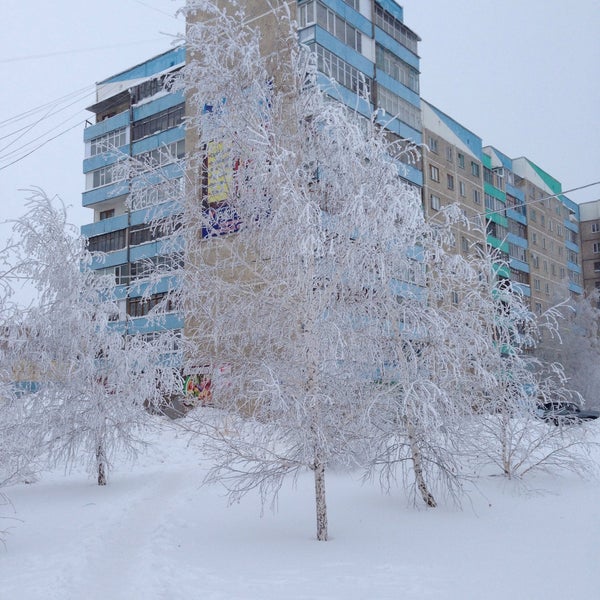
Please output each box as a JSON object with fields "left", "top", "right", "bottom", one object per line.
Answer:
{"left": 482, "top": 153, "right": 492, "bottom": 169}
{"left": 484, "top": 182, "right": 506, "bottom": 201}
{"left": 528, "top": 160, "right": 562, "bottom": 194}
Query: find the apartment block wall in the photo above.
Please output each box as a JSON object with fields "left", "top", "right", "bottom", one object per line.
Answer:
{"left": 579, "top": 199, "right": 600, "bottom": 295}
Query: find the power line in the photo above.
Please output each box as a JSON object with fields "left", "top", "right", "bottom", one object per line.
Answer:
{"left": 0, "top": 39, "right": 167, "bottom": 65}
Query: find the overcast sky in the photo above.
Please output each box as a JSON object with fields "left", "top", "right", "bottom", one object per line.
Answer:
{"left": 1, "top": 0, "right": 598, "bottom": 242}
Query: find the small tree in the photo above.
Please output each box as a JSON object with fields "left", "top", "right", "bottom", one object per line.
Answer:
{"left": 1, "top": 190, "right": 180, "bottom": 485}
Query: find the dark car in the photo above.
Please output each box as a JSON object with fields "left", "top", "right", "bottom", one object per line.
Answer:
{"left": 537, "top": 401, "right": 600, "bottom": 426}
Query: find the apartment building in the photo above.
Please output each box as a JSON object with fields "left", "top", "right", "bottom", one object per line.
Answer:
{"left": 578, "top": 199, "right": 600, "bottom": 296}
{"left": 81, "top": 46, "right": 186, "bottom": 339}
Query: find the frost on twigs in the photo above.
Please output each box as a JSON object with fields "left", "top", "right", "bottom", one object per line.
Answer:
{"left": 0, "top": 190, "right": 181, "bottom": 486}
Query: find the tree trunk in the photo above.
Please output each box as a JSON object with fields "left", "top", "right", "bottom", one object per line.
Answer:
{"left": 405, "top": 417, "right": 437, "bottom": 508}
{"left": 313, "top": 459, "right": 328, "bottom": 541}
{"left": 96, "top": 443, "right": 107, "bottom": 486}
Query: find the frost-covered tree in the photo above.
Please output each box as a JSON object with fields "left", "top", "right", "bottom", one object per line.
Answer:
{"left": 1, "top": 190, "right": 180, "bottom": 485}
{"left": 173, "top": 0, "right": 497, "bottom": 537}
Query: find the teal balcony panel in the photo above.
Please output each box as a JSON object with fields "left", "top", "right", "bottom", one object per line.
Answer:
{"left": 314, "top": 27, "right": 375, "bottom": 78}
{"left": 83, "top": 111, "right": 129, "bottom": 142}
{"left": 567, "top": 261, "right": 581, "bottom": 274}
{"left": 507, "top": 232, "right": 527, "bottom": 249}
{"left": 89, "top": 249, "right": 127, "bottom": 270}
{"left": 375, "top": 69, "right": 420, "bottom": 107}
{"left": 507, "top": 208, "right": 527, "bottom": 225}
{"left": 131, "top": 126, "right": 185, "bottom": 156}
{"left": 564, "top": 219, "right": 579, "bottom": 233}
{"left": 83, "top": 147, "right": 129, "bottom": 173}
{"left": 82, "top": 180, "right": 129, "bottom": 207}
{"left": 569, "top": 282, "right": 583, "bottom": 295}
{"left": 82, "top": 214, "right": 129, "bottom": 238}
{"left": 132, "top": 90, "right": 185, "bottom": 121}
{"left": 513, "top": 283, "right": 531, "bottom": 297}
{"left": 509, "top": 258, "right": 529, "bottom": 273}
{"left": 565, "top": 240, "right": 580, "bottom": 253}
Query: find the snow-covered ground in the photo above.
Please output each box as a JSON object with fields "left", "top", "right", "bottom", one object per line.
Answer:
{"left": 2, "top": 417, "right": 599, "bottom": 600}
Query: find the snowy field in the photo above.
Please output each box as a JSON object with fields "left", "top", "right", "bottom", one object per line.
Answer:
{"left": 2, "top": 416, "right": 599, "bottom": 600}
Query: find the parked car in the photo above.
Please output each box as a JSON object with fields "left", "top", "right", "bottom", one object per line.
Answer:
{"left": 536, "top": 401, "right": 600, "bottom": 426}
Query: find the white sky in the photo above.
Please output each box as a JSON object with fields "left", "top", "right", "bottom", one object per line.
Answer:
{"left": 0, "top": 0, "right": 598, "bottom": 241}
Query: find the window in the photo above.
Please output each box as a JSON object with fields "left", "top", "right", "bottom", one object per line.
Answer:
{"left": 377, "top": 85, "right": 421, "bottom": 130}
{"left": 127, "top": 292, "right": 174, "bottom": 318}
{"left": 461, "top": 236, "right": 469, "bottom": 254}
{"left": 451, "top": 291, "right": 459, "bottom": 305}
{"left": 471, "top": 162, "right": 480, "bottom": 178}
{"left": 484, "top": 167, "right": 494, "bottom": 185}
{"left": 459, "top": 181, "right": 466, "bottom": 197}
{"left": 129, "top": 178, "right": 184, "bottom": 211}
{"left": 342, "top": 0, "right": 359, "bottom": 10}
{"left": 133, "top": 139, "right": 185, "bottom": 171}
{"left": 314, "top": 2, "right": 362, "bottom": 52}
{"left": 532, "top": 232, "right": 537, "bottom": 245}
{"left": 457, "top": 153, "right": 465, "bottom": 169}
{"left": 317, "top": 45, "right": 371, "bottom": 95}
{"left": 87, "top": 228, "right": 127, "bottom": 253}
{"left": 535, "top": 302, "right": 542, "bottom": 315}
{"left": 446, "top": 146, "right": 453, "bottom": 162}
{"left": 545, "top": 283, "right": 550, "bottom": 295}
{"left": 374, "top": 4, "right": 419, "bottom": 54}
{"left": 87, "top": 162, "right": 124, "bottom": 190}
{"left": 375, "top": 44, "right": 419, "bottom": 92}
{"left": 428, "top": 136, "right": 438, "bottom": 153}
{"left": 447, "top": 174, "right": 454, "bottom": 191}
{"left": 530, "top": 209, "right": 537, "bottom": 222}
{"left": 430, "top": 194, "right": 440, "bottom": 211}
{"left": 429, "top": 165, "right": 440, "bottom": 182}
{"left": 594, "top": 243, "right": 600, "bottom": 254}
{"left": 99, "top": 209, "right": 115, "bottom": 221}
{"left": 89, "top": 127, "right": 127, "bottom": 157}
{"left": 592, "top": 222, "right": 600, "bottom": 233}
{"left": 532, "top": 254, "right": 539, "bottom": 268}
{"left": 534, "top": 278, "right": 541, "bottom": 291}
{"left": 472, "top": 189, "right": 481, "bottom": 204}
{"left": 560, "top": 267, "right": 565, "bottom": 279}
{"left": 132, "top": 103, "right": 184, "bottom": 141}
{"left": 594, "top": 262, "right": 600, "bottom": 272}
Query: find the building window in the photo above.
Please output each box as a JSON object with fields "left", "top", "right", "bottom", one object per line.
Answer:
{"left": 316, "top": 45, "right": 372, "bottom": 96}
{"left": 87, "top": 228, "right": 127, "bottom": 253}
{"left": 446, "top": 146, "right": 453, "bottom": 162}
{"left": 375, "top": 44, "right": 419, "bottom": 93}
{"left": 461, "top": 236, "right": 469, "bottom": 254}
{"left": 459, "top": 181, "right": 466, "bottom": 197}
{"left": 312, "top": 1, "right": 362, "bottom": 52}
{"left": 532, "top": 254, "right": 539, "bottom": 268}
{"left": 484, "top": 167, "right": 494, "bottom": 185}
{"left": 451, "top": 291, "right": 459, "bottom": 305}
{"left": 592, "top": 222, "right": 600, "bottom": 233}
{"left": 430, "top": 194, "right": 441, "bottom": 211}
{"left": 447, "top": 174, "right": 454, "bottom": 191}
{"left": 99, "top": 209, "right": 115, "bottom": 221}
{"left": 457, "top": 153, "right": 465, "bottom": 169}
{"left": 535, "top": 302, "right": 542, "bottom": 315}
{"left": 560, "top": 267, "right": 565, "bottom": 279}
{"left": 87, "top": 162, "right": 124, "bottom": 190}
{"left": 472, "top": 189, "right": 481, "bottom": 204}
{"left": 374, "top": 4, "right": 419, "bottom": 54}
{"left": 127, "top": 292, "right": 174, "bottom": 318}
{"left": 132, "top": 103, "right": 184, "bottom": 141}
{"left": 532, "top": 232, "right": 537, "bottom": 245}
{"left": 88, "top": 127, "right": 128, "bottom": 157}
{"left": 594, "top": 262, "right": 600, "bottom": 272}
{"left": 545, "top": 283, "right": 550, "bottom": 295}
{"left": 377, "top": 85, "right": 421, "bottom": 130}
{"left": 471, "top": 162, "right": 480, "bottom": 178}
{"left": 534, "top": 278, "right": 541, "bottom": 291}
{"left": 428, "top": 136, "right": 438, "bottom": 153}
{"left": 429, "top": 165, "right": 440, "bottom": 182}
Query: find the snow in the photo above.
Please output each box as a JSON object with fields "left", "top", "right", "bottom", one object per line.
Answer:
{"left": 2, "top": 417, "right": 599, "bottom": 600}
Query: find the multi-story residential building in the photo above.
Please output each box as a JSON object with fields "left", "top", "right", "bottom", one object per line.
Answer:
{"left": 578, "top": 199, "right": 600, "bottom": 296}
{"left": 81, "top": 46, "right": 186, "bottom": 340}
{"left": 421, "top": 101, "right": 582, "bottom": 313}
{"left": 421, "top": 100, "right": 485, "bottom": 265}
{"left": 80, "top": 2, "right": 425, "bottom": 360}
